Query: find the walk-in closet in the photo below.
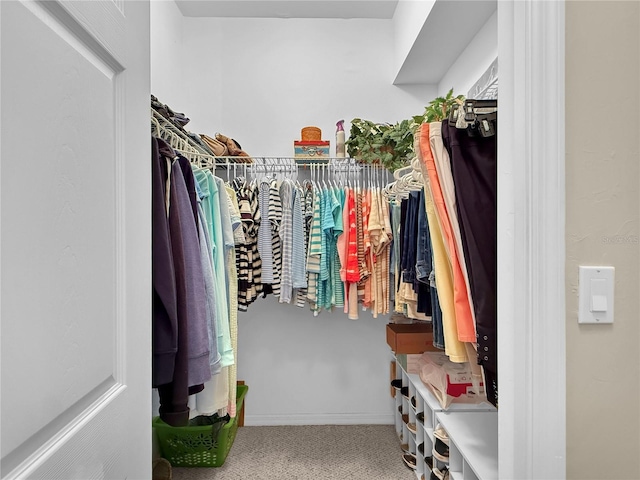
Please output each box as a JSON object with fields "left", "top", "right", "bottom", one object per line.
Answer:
{"left": 3, "top": 1, "right": 639, "bottom": 479}
{"left": 150, "top": 1, "right": 498, "bottom": 478}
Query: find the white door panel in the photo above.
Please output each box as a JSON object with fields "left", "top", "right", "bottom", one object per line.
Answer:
{"left": 1, "top": 1, "right": 150, "bottom": 478}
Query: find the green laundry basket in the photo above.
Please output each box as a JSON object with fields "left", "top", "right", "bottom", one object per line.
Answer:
{"left": 153, "top": 384, "right": 248, "bottom": 467}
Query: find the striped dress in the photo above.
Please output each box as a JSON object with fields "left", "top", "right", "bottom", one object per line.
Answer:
{"left": 257, "top": 180, "right": 274, "bottom": 284}
{"left": 278, "top": 179, "right": 294, "bottom": 304}
{"left": 291, "top": 184, "right": 308, "bottom": 308}
{"left": 268, "top": 179, "right": 282, "bottom": 296}
{"left": 233, "top": 178, "right": 263, "bottom": 311}
{"left": 295, "top": 183, "right": 314, "bottom": 308}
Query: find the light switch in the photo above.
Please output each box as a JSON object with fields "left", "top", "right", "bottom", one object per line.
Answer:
{"left": 579, "top": 266, "right": 614, "bottom": 324}
{"left": 590, "top": 279, "right": 607, "bottom": 312}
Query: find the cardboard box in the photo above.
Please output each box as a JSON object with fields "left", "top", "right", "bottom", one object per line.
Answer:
{"left": 294, "top": 140, "right": 330, "bottom": 160}
{"left": 385, "top": 322, "right": 434, "bottom": 354}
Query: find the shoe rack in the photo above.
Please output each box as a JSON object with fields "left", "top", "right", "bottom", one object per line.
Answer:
{"left": 392, "top": 357, "right": 497, "bottom": 480}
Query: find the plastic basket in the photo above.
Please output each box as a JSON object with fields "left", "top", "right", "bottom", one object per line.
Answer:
{"left": 153, "top": 384, "right": 248, "bottom": 467}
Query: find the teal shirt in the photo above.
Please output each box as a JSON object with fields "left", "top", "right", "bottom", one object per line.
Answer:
{"left": 193, "top": 167, "right": 234, "bottom": 368}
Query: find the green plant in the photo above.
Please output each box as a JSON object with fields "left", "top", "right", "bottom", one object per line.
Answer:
{"left": 346, "top": 89, "right": 465, "bottom": 173}
{"left": 415, "top": 88, "right": 466, "bottom": 125}
{"left": 345, "top": 119, "right": 413, "bottom": 172}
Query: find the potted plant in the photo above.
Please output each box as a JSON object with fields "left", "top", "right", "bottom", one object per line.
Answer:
{"left": 346, "top": 89, "right": 465, "bottom": 172}
{"left": 345, "top": 119, "right": 413, "bottom": 172}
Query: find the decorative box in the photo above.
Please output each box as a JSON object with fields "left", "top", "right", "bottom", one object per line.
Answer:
{"left": 294, "top": 140, "right": 330, "bottom": 161}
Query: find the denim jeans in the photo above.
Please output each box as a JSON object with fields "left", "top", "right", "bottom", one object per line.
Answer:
{"left": 415, "top": 189, "right": 432, "bottom": 315}
{"left": 415, "top": 189, "right": 431, "bottom": 283}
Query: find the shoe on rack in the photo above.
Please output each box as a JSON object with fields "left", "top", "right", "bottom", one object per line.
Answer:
{"left": 430, "top": 466, "right": 449, "bottom": 480}
{"left": 402, "top": 453, "right": 417, "bottom": 470}
{"left": 400, "top": 442, "right": 409, "bottom": 453}
{"left": 416, "top": 412, "right": 425, "bottom": 424}
{"left": 391, "top": 379, "right": 403, "bottom": 390}
{"left": 411, "top": 396, "right": 417, "bottom": 410}
{"left": 432, "top": 438, "right": 449, "bottom": 463}
{"left": 418, "top": 443, "right": 424, "bottom": 455}
{"left": 407, "top": 422, "right": 417, "bottom": 434}
{"left": 400, "top": 386, "right": 409, "bottom": 398}
{"left": 425, "top": 455, "right": 433, "bottom": 470}
{"left": 402, "top": 414, "right": 409, "bottom": 425}
{"left": 434, "top": 423, "right": 450, "bottom": 446}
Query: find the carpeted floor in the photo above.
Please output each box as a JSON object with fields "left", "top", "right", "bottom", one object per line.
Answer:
{"left": 171, "top": 424, "right": 417, "bottom": 480}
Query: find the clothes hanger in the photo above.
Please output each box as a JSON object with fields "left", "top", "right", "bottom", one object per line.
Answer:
{"left": 321, "top": 163, "right": 327, "bottom": 190}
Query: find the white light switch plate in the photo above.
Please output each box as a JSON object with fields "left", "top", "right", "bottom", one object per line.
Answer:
{"left": 578, "top": 266, "right": 614, "bottom": 324}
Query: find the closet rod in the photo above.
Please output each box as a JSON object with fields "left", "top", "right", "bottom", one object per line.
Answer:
{"left": 214, "top": 156, "right": 361, "bottom": 164}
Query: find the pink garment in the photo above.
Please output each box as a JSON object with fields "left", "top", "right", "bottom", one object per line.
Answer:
{"left": 345, "top": 189, "right": 359, "bottom": 283}
{"left": 338, "top": 187, "right": 350, "bottom": 282}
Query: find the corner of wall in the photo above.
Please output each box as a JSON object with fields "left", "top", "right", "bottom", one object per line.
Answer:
{"left": 150, "top": 0, "right": 184, "bottom": 108}
{"left": 437, "top": 10, "right": 497, "bottom": 98}
{"left": 392, "top": 0, "right": 435, "bottom": 80}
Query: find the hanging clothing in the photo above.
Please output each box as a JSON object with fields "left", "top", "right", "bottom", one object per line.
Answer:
{"left": 268, "top": 179, "right": 283, "bottom": 296}
{"left": 153, "top": 139, "right": 211, "bottom": 427}
{"left": 418, "top": 123, "right": 476, "bottom": 343}
{"left": 152, "top": 137, "right": 179, "bottom": 389}
{"left": 279, "top": 179, "right": 294, "bottom": 303}
{"left": 442, "top": 120, "right": 498, "bottom": 407}
{"left": 257, "top": 180, "right": 274, "bottom": 284}
{"left": 306, "top": 185, "right": 322, "bottom": 312}
{"left": 193, "top": 177, "right": 221, "bottom": 376}
{"left": 194, "top": 169, "right": 234, "bottom": 368}
{"left": 330, "top": 186, "right": 344, "bottom": 309}
{"left": 233, "top": 177, "right": 263, "bottom": 311}
{"left": 225, "top": 184, "right": 243, "bottom": 417}
{"left": 291, "top": 184, "right": 308, "bottom": 293}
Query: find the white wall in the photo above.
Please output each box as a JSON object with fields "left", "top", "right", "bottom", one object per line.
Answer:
{"left": 393, "top": 0, "right": 435, "bottom": 77}
{"left": 181, "top": 17, "right": 435, "bottom": 158}
{"left": 150, "top": 0, "right": 184, "bottom": 108}
{"left": 438, "top": 10, "right": 497, "bottom": 97}
{"left": 237, "top": 300, "right": 395, "bottom": 425}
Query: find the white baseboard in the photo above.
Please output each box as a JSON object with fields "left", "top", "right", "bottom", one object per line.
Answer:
{"left": 244, "top": 413, "right": 395, "bottom": 426}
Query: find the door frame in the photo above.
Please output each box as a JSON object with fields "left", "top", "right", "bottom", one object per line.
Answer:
{"left": 498, "top": 1, "right": 566, "bottom": 479}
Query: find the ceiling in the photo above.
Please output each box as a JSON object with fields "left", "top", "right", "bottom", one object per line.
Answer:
{"left": 394, "top": 0, "right": 496, "bottom": 84}
{"left": 173, "top": 0, "right": 497, "bottom": 86}
{"left": 175, "top": 0, "right": 400, "bottom": 19}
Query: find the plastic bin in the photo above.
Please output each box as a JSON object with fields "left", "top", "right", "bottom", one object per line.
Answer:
{"left": 153, "top": 384, "right": 248, "bottom": 467}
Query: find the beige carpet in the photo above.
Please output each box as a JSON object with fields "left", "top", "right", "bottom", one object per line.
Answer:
{"left": 171, "top": 424, "right": 417, "bottom": 480}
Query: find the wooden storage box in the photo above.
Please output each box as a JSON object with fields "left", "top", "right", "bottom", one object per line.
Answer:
{"left": 386, "top": 322, "right": 434, "bottom": 354}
